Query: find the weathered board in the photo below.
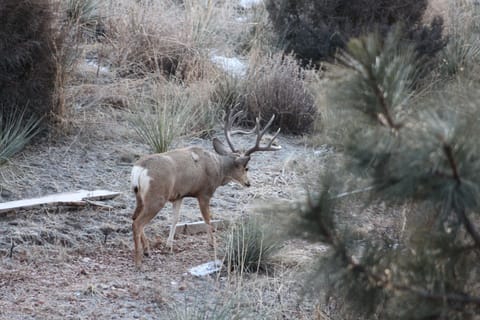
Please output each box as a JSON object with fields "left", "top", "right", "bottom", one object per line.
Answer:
{"left": 0, "top": 189, "right": 121, "bottom": 213}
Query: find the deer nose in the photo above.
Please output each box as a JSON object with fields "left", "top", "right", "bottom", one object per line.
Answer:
{"left": 245, "top": 181, "right": 251, "bottom": 187}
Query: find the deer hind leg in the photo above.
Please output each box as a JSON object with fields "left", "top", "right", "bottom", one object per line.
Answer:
{"left": 197, "top": 196, "right": 216, "bottom": 247}
{"left": 132, "top": 196, "right": 150, "bottom": 257}
{"left": 132, "top": 197, "right": 166, "bottom": 267}
{"left": 166, "top": 199, "right": 183, "bottom": 252}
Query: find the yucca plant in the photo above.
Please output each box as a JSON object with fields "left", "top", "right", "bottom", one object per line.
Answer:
{"left": 0, "top": 110, "right": 41, "bottom": 165}
{"left": 223, "top": 217, "right": 280, "bottom": 274}
{"left": 131, "top": 82, "right": 207, "bottom": 153}
{"left": 132, "top": 100, "right": 192, "bottom": 154}
{"left": 65, "top": 0, "right": 103, "bottom": 40}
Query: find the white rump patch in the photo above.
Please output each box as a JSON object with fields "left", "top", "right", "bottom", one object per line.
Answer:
{"left": 131, "top": 166, "right": 151, "bottom": 193}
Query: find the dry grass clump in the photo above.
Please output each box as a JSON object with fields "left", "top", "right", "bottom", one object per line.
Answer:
{"left": 167, "top": 288, "right": 253, "bottom": 320}
{"left": 101, "top": 0, "right": 242, "bottom": 80}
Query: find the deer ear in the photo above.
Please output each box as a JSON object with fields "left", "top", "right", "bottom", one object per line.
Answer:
{"left": 234, "top": 156, "right": 250, "bottom": 167}
{"left": 213, "top": 137, "right": 231, "bottom": 156}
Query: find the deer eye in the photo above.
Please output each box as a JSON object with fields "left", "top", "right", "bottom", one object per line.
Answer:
{"left": 245, "top": 167, "right": 249, "bottom": 171}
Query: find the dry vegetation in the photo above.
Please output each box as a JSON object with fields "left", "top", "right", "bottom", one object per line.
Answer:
{"left": 1, "top": 0, "right": 478, "bottom": 319}
{"left": 0, "top": 1, "right": 326, "bottom": 318}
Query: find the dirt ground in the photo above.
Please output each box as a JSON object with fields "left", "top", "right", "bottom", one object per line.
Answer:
{"left": 0, "top": 98, "right": 332, "bottom": 319}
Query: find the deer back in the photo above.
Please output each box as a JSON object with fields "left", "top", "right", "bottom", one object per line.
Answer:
{"left": 132, "top": 146, "right": 226, "bottom": 201}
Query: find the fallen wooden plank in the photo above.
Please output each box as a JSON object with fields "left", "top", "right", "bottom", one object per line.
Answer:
{"left": 84, "top": 199, "right": 115, "bottom": 210}
{"left": 174, "top": 219, "right": 229, "bottom": 235}
{"left": 0, "top": 190, "right": 121, "bottom": 213}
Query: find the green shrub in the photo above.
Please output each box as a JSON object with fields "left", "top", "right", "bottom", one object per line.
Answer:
{"left": 0, "top": 0, "right": 59, "bottom": 125}
{"left": 265, "top": 0, "right": 446, "bottom": 65}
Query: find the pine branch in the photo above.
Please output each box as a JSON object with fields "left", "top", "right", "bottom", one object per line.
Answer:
{"left": 395, "top": 284, "right": 480, "bottom": 306}
{"left": 441, "top": 141, "right": 480, "bottom": 248}
{"left": 342, "top": 249, "right": 480, "bottom": 307}
{"left": 456, "top": 207, "right": 480, "bottom": 249}
{"left": 442, "top": 143, "right": 461, "bottom": 184}
{"left": 371, "top": 81, "right": 401, "bottom": 130}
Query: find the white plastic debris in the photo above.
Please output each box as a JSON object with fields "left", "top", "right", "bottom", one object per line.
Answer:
{"left": 188, "top": 260, "right": 223, "bottom": 277}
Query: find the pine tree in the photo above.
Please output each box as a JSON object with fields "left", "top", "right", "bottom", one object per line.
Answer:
{"left": 290, "top": 28, "right": 480, "bottom": 319}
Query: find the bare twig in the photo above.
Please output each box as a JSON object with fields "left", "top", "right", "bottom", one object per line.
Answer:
{"left": 9, "top": 238, "right": 15, "bottom": 258}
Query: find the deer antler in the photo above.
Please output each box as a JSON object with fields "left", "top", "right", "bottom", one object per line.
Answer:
{"left": 224, "top": 109, "right": 255, "bottom": 153}
{"left": 224, "top": 109, "right": 281, "bottom": 156}
{"left": 244, "top": 115, "right": 281, "bottom": 156}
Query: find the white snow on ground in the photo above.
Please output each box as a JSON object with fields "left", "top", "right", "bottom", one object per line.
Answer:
{"left": 239, "top": 0, "right": 263, "bottom": 9}
{"left": 86, "top": 59, "right": 110, "bottom": 74}
{"left": 210, "top": 54, "right": 247, "bottom": 77}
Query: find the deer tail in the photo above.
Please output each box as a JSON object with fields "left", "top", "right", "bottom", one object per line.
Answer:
{"left": 131, "top": 166, "right": 146, "bottom": 221}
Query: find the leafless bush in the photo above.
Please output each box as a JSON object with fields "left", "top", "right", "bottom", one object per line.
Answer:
{"left": 242, "top": 52, "right": 316, "bottom": 134}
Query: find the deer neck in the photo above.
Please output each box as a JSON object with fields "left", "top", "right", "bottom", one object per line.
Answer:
{"left": 217, "top": 154, "right": 236, "bottom": 186}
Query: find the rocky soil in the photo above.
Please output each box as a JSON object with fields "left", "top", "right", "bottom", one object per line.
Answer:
{"left": 0, "top": 103, "right": 330, "bottom": 319}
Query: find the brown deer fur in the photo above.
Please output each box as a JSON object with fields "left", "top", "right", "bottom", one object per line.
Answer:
{"left": 130, "top": 112, "right": 280, "bottom": 267}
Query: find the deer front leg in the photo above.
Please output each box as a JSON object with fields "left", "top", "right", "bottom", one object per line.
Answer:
{"left": 141, "top": 232, "right": 150, "bottom": 257}
{"left": 197, "top": 196, "right": 216, "bottom": 247}
{"left": 167, "top": 199, "right": 183, "bottom": 252}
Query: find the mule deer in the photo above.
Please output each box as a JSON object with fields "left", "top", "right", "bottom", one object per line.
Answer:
{"left": 130, "top": 111, "right": 281, "bottom": 267}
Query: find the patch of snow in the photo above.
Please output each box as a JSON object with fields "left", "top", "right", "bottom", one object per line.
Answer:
{"left": 210, "top": 54, "right": 247, "bottom": 77}
{"left": 85, "top": 59, "right": 110, "bottom": 74}
{"left": 239, "top": 0, "right": 263, "bottom": 9}
{"left": 86, "top": 59, "right": 110, "bottom": 74}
